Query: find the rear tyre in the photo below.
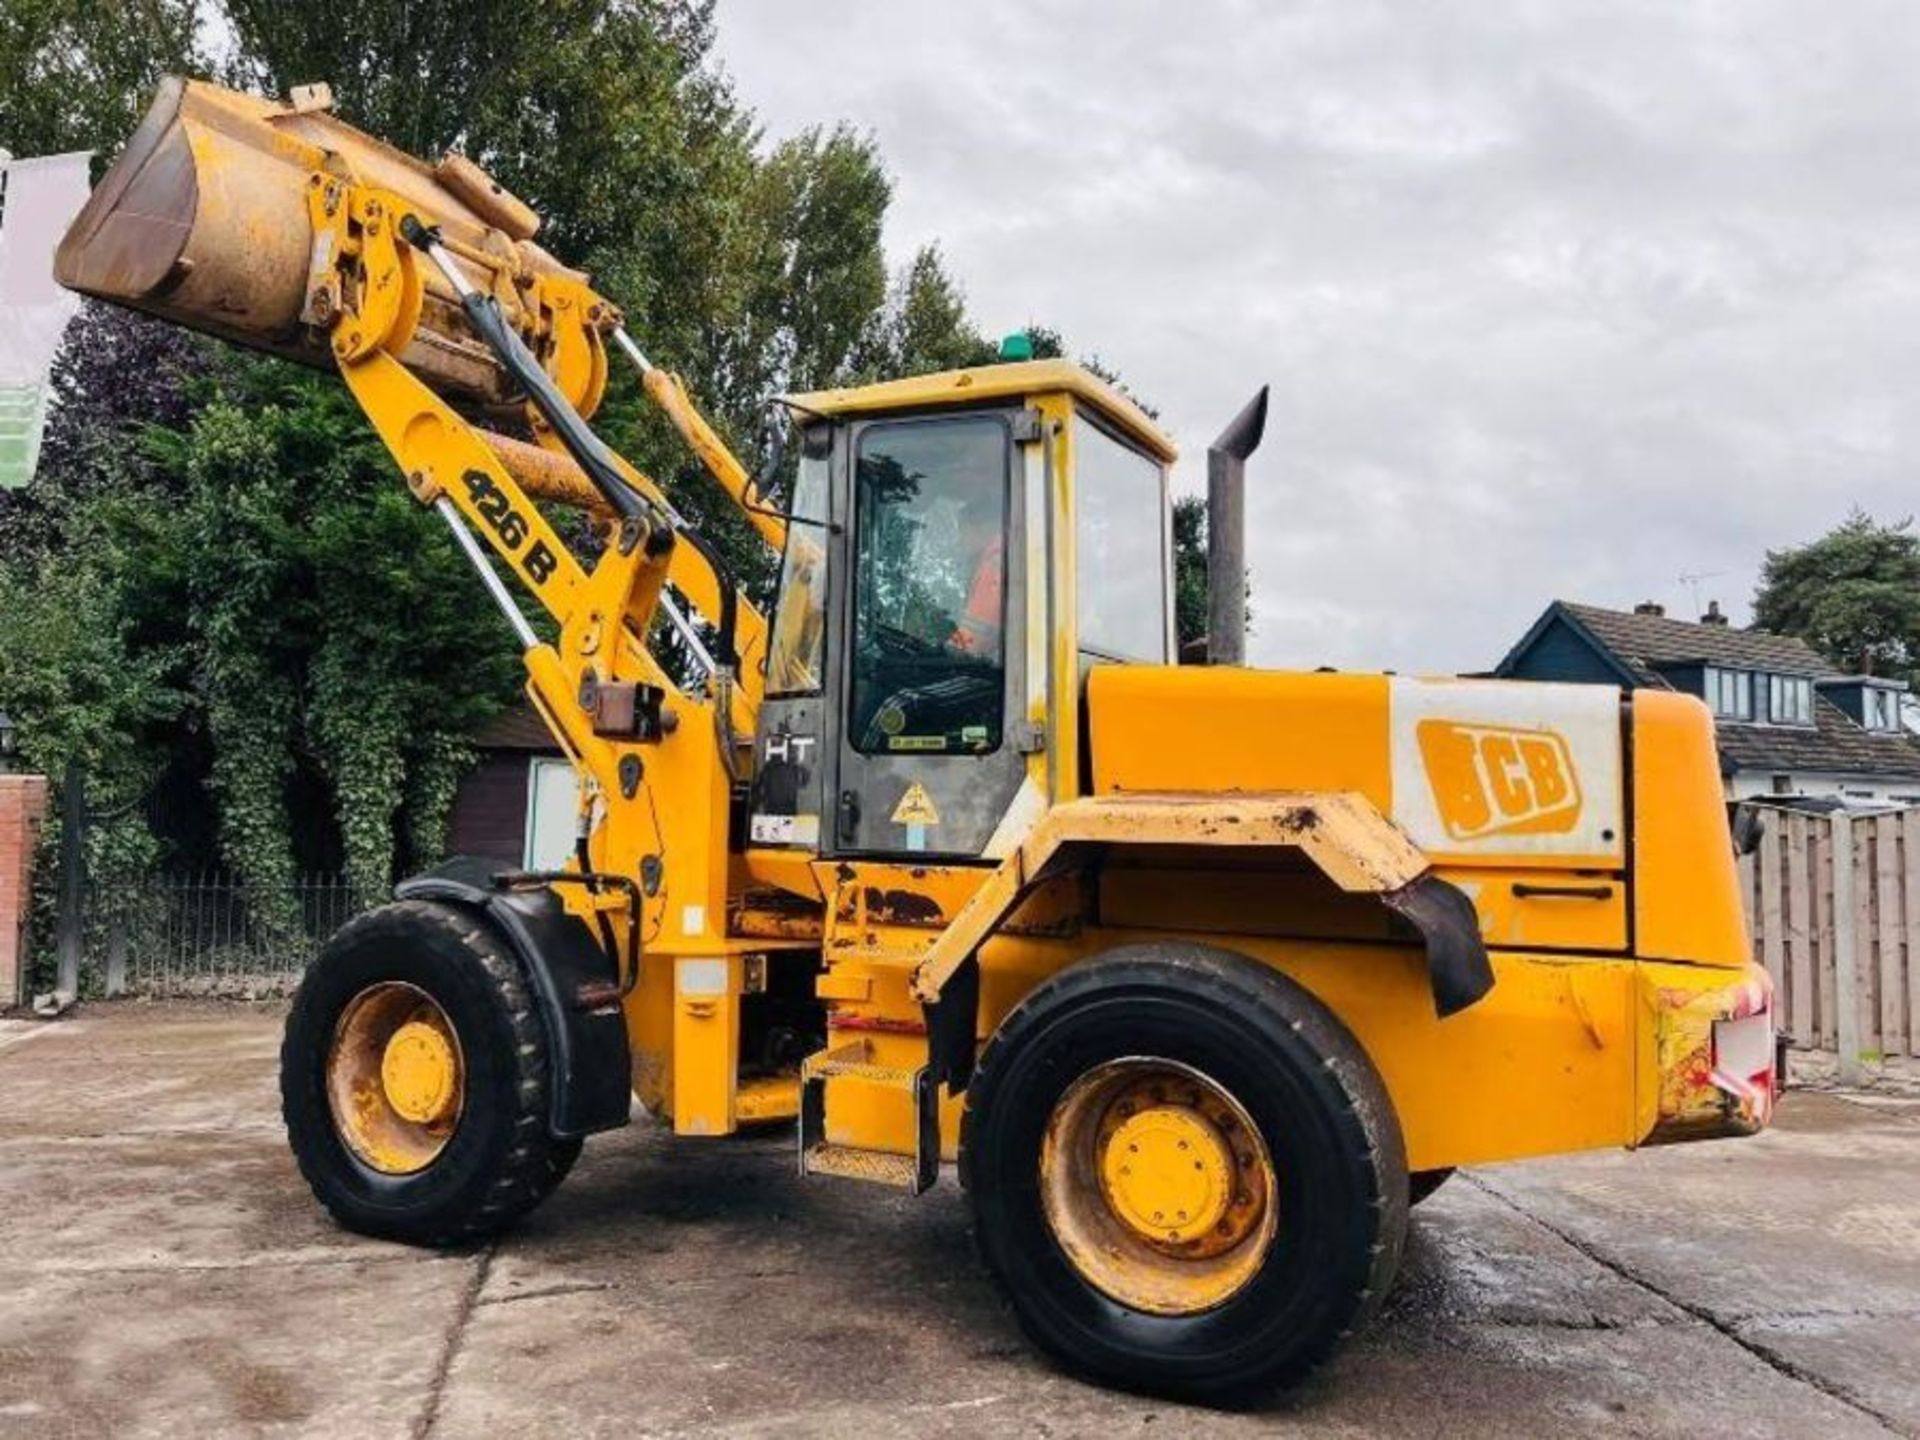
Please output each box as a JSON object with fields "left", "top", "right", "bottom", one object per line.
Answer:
{"left": 281, "top": 899, "right": 581, "bottom": 1246}
{"left": 1408, "top": 1167, "right": 1455, "bottom": 1207}
{"left": 961, "top": 943, "right": 1407, "bottom": 1400}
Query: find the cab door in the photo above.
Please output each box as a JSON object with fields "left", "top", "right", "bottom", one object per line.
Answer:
{"left": 828, "top": 410, "right": 1029, "bottom": 857}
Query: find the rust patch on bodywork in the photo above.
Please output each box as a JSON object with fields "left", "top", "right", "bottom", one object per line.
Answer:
{"left": 863, "top": 887, "right": 945, "bottom": 927}
{"left": 731, "top": 886, "right": 824, "bottom": 941}
{"left": 1646, "top": 973, "right": 1776, "bottom": 1144}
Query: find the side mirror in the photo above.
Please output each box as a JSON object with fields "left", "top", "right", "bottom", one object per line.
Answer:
{"left": 1727, "top": 802, "right": 1765, "bottom": 857}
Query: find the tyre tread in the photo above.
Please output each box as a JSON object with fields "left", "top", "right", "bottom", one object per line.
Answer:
{"left": 280, "top": 899, "right": 581, "bottom": 1247}
{"left": 958, "top": 942, "right": 1409, "bottom": 1398}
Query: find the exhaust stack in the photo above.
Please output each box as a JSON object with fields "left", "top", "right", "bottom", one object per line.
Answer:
{"left": 1206, "top": 385, "right": 1268, "bottom": 665}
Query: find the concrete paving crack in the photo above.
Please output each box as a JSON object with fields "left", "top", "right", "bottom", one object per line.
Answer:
{"left": 414, "top": 1244, "right": 492, "bottom": 1440}
{"left": 1739, "top": 1307, "right": 1920, "bottom": 1324}
{"left": 29, "top": 1249, "right": 464, "bottom": 1278}
{"left": 0, "top": 1123, "right": 291, "bottom": 1144}
{"left": 1823, "top": 1091, "right": 1920, "bottom": 1128}
{"left": 1479, "top": 1314, "right": 1660, "bottom": 1332}
{"left": 476, "top": 1278, "right": 617, "bottom": 1307}
{"left": 1467, "top": 1175, "right": 1914, "bottom": 1439}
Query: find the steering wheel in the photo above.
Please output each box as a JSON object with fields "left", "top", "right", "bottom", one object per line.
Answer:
{"left": 868, "top": 621, "right": 942, "bottom": 660}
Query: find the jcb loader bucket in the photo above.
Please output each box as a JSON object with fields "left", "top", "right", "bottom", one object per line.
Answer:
{"left": 55, "top": 77, "right": 584, "bottom": 409}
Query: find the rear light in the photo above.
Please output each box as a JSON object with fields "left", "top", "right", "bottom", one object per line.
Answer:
{"left": 1710, "top": 977, "right": 1776, "bottom": 1125}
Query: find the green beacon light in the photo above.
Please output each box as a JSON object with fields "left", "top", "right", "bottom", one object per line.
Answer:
{"left": 998, "top": 331, "right": 1035, "bottom": 362}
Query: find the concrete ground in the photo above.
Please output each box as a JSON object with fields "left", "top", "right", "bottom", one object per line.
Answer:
{"left": 1, "top": 1006, "right": 1917, "bottom": 1439}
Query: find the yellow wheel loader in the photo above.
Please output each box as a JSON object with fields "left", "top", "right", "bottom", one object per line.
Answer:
{"left": 59, "top": 78, "right": 1781, "bottom": 1399}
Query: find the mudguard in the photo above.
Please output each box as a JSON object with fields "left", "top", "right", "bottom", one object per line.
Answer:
{"left": 396, "top": 856, "right": 632, "bottom": 1138}
{"left": 1380, "top": 873, "right": 1496, "bottom": 1018}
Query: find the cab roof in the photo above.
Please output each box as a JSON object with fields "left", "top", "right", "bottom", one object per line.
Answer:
{"left": 785, "top": 359, "right": 1178, "bottom": 464}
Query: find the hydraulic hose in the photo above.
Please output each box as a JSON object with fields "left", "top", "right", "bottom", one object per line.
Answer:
{"left": 399, "top": 214, "right": 742, "bottom": 670}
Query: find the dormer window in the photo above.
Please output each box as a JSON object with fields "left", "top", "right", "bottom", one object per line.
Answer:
{"left": 1705, "top": 666, "right": 1753, "bottom": 720}
{"left": 1864, "top": 685, "right": 1902, "bottom": 732}
{"left": 1766, "top": 674, "right": 1813, "bottom": 727}
{"left": 1817, "top": 677, "right": 1910, "bottom": 733}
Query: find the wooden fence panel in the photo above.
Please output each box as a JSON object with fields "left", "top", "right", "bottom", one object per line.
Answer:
{"left": 1753, "top": 816, "right": 1793, "bottom": 1042}
{"left": 1873, "top": 816, "right": 1900, "bottom": 1055}
{"left": 1737, "top": 805, "right": 1919, "bottom": 1058}
{"left": 1815, "top": 818, "right": 1837, "bottom": 1051}
{"left": 1781, "top": 814, "right": 1813, "bottom": 1044}
{"left": 1907, "top": 810, "right": 1920, "bottom": 1055}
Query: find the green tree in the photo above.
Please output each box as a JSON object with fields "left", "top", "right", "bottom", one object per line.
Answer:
{"left": 1172, "top": 496, "right": 1209, "bottom": 658}
{"left": 1753, "top": 511, "right": 1920, "bottom": 683}
{"left": 0, "top": 0, "right": 200, "bottom": 159}
{"left": 860, "top": 245, "right": 994, "bottom": 378}
{"left": 133, "top": 360, "right": 523, "bottom": 900}
{"left": 0, "top": 511, "right": 181, "bottom": 786}
{"left": 1170, "top": 495, "right": 1252, "bottom": 661}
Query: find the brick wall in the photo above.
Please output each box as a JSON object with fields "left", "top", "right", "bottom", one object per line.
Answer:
{"left": 0, "top": 774, "right": 51, "bottom": 1009}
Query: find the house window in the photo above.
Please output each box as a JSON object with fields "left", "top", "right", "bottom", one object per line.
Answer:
{"left": 1771, "top": 774, "right": 1793, "bottom": 795}
{"left": 1766, "top": 674, "right": 1813, "bottom": 726}
{"left": 1863, "top": 685, "right": 1901, "bottom": 732}
{"left": 1705, "top": 667, "right": 1753, "bottom": 720}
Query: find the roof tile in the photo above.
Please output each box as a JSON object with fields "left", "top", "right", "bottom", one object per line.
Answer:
{"left": 1561, "top": 602, "right": 1831, "bottom": 676}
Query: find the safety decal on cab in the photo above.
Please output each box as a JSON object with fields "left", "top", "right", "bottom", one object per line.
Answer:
{"left": 891, "top": 782, "right": 941, "bottom": 827}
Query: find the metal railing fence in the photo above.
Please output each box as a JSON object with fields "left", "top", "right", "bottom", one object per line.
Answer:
{"left": 77, "top": 871, "right": 373, "bottom": 998}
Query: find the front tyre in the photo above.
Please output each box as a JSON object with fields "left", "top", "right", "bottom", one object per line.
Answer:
{"left": 281, "top": 899, "right": 580, "bottom": 1246}
{"left": 960, "top": 944, "right": 1407, "bottom": 1400}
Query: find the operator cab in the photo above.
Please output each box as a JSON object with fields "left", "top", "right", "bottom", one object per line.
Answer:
{"left": 751, "top": 359, "right": 1179, "bottom": 861}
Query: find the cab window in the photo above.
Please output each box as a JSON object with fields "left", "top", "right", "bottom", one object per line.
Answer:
{"left": 767, "top": 450, "right": 830, "bottom": 694}
{"left": 1074, "top": 414, "right": 1168, "bottom": 661}
{"left": 849, "top": 415, "right": 1009, "bottom": 754}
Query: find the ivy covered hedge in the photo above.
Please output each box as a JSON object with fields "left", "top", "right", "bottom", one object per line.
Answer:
{"left": 1, "top": 309, "right": 523, "bottom": 916}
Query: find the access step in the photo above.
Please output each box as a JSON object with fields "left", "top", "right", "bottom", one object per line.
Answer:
{"left": 798, "top": 1039, "right": 939, "bottom": 1194}
{"left": 803, "top": 1143, "right": 921, "bottom": 1189}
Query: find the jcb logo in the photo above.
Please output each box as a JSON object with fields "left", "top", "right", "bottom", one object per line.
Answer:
{"left": 1417, "top": 721, "right": 1583, "bottom": 841}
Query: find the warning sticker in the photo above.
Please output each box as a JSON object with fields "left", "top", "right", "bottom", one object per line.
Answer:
{"left": 891, "top": 781, "right": 942, "bottom": 827}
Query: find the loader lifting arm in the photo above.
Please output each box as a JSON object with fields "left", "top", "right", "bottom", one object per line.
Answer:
{"left": 54, "top": 77, "right": 789, "bottom": 962}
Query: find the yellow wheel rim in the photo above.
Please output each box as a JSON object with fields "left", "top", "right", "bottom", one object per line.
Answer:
{"left": 326, "top": 982, "right": 465, "bottom": 1175}
{"left": 1040, "top": 1058, "right": 1277, "bottom": 1315}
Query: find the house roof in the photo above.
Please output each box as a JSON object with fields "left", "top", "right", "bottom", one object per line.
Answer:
{"left": 1717, "top": 696, "right": 1920, "bottom": 780}
{"left": 1556, "top": 602, "right": 1832, "bottom": 682}
{"left": 473, "top": 703, "right": 560, "bottom": 752}
{"left": 1500, "top": 601, "right": 1920, "bottom": 783}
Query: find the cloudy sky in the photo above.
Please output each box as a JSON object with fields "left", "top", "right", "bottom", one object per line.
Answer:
{"left": 715, "top": 0, "right": 1920, "bottom": 674}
